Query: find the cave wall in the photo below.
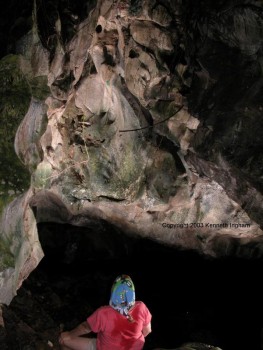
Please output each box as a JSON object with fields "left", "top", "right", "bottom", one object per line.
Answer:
{"left": 0, "top": 0, "right": 263, "bottom": 305}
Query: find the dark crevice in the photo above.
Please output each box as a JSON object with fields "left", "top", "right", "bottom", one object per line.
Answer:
{"left": 154, "top": 133, "right": 185, "bottom": 173}
{"left": 97, "top": 195, "right": 125, "bottom": 202}
{"left": 129, "top": 49, "right": 140, "bottom": 58}
{"left": 95, "top": 24, "right": 103, "bottom": 33}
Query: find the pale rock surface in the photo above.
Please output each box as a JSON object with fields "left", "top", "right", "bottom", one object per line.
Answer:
{"left": 0, "top": 0, "right": 263, "bottom": 306}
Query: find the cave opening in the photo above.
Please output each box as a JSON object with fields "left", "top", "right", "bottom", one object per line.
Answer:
{"left": 7, "top": 222, "right": 263, "bottom": 350}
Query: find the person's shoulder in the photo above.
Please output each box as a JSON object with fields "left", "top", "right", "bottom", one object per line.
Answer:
{"left": 94, "top": 305, "right": 113, "bottom": 315}
{"left": 134, "top": 301, "right": 148, "bottom": 309}
{"left": 97, "top": 305, "right": 112, "bottom": 311}
{"left": 132, "top": 301, "right": 151, "bottom": 319}
{"left": 135, "top": 301, "right": 146, "bottom": 306}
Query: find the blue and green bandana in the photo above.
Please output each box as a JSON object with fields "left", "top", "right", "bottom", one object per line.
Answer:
{"left": 109, "top": 275, "right": 135, "bottom": 319}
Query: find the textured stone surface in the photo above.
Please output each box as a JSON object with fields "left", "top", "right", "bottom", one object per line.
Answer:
{"left": 0, "top": 0, "right": 263, "bottom": 305}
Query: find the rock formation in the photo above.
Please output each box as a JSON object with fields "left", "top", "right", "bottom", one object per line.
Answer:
{"left": 0, "top": 0, "right": 263, "bottom": 306}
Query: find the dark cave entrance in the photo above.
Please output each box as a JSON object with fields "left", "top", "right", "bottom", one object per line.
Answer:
{"left": 13, "top": 222, "right": 263, "bottom": 350}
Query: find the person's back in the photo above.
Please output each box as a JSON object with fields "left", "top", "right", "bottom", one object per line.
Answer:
{"left": 59, "top": 274, "right": 152, "bottom": 350}
{"left": 89, "top": 301, "right": 151, "bottom": 350}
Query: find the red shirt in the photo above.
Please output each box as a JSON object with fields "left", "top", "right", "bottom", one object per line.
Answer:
{"left": 87, "top": 301, "right": 152, "bottom": 350}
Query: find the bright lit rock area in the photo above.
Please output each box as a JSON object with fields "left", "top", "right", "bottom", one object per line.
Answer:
{"left": 0, "top": 0, "right": 263, "bottom": 349}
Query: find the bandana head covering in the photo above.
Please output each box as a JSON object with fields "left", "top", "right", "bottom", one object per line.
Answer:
{"left": 109, "top": 275, "right": 135, "bottom": 319}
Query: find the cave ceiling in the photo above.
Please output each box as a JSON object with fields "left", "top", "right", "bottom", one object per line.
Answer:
{"left": 0, "top": 0, "right": 263, "bottom": 304}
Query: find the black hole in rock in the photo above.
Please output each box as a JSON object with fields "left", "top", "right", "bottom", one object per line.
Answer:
{"left": 90, "top": 64, "right": 97, "bottom": 74}
{"left": 95, "top": 24, "right": 103, "bottom": 33}
{"left": 129, "top": 49, "right": 140, "bottom": 59}
{"left": 7, "top": 222, "right": 263, "bottom": 350}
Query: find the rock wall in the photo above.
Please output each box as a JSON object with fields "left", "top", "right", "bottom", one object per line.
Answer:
{"left": 0, "top": 0, "right": 263, "bottom": 304}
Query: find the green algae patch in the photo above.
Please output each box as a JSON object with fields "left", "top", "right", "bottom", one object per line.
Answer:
{"left": 29, "top": 75, "right": 50, "bottom": 100}
{"left": 0, "top": 54, "right": 31, "bottom": 199}
{"left": 0, "top": 237, "right": 15, "bottom": 270}
{"left": 32, "top": 162, "right": 53, "bottom": 189}
{"left": 79, "top": 142, "right": 145, "bottom": 201}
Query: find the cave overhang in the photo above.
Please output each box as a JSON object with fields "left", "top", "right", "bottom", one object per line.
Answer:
{"left": 0, "top": 185, "right": 262, "bottom": 305}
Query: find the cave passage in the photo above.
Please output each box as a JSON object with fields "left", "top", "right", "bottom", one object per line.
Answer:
{"left": 13, "top": 222, "right": 263, "bottom": 350}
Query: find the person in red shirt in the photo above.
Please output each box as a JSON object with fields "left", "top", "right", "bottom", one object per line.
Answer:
{"left": 59, "top": 274, "right": 152, "bottom": 350}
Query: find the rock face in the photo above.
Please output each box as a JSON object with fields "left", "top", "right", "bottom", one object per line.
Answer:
{"left": 0, "top": 0, "right": 263, "bottom": 305}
